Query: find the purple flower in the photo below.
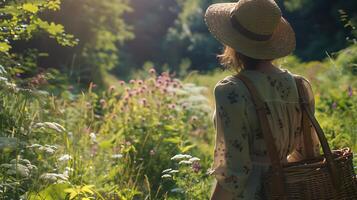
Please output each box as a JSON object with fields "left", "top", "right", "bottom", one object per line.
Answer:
{"left": 348, "top": 86, "right": 353, "bottom": 97}
{"left": 331, "top": 102, "right": 337, "bottom": 110}
{"left": 192, "top": 161, "right": 201, "bottom": 173}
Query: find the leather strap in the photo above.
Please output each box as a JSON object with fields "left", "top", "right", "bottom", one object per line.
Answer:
{"left": 294, "top": 77, "right": 341, "bottom": 190}
{"left": 294, "top": 77, "right": 315, "bottom": 159}
{"left": 237, "top": 74, "right": 288, "bottom": 200}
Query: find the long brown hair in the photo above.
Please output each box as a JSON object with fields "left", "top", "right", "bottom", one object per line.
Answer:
{"left": 218, "top": 46, "right": 271, "bottom": 73}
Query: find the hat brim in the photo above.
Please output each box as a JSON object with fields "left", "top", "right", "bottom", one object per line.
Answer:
{"left": 205, "top": 3, "right": 296, "bottom": 60}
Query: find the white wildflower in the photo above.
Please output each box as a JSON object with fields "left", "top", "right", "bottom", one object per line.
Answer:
{"left": 189, "top": 157, "right": 201, "bottom": 162}
{"left": 40, "top": 173, "right": 68, "bottom": 182}
{"left": 170, "top": 154, "right": 192, "bottom": 160}
{"left": 161, "top": 174, "right": 172, "bottom": 179}
{"left": 111, "top": 154, "right": 123, "bottom": 159}
{"left": 89, "top": 132, "right": 97, "bottom": 142}
{"left": 58, "top": 154, "right": 72, "bottom": 162}
{"left": 179, "top": 160, "right": 192, "bottom": 165}
{"left": 162, "top": 168, "right": 172, "bottom": 173}
{"left": 169, "top": 170, "right": 179, "bottom": 174}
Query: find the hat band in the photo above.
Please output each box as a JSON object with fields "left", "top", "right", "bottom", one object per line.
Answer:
{"left": 230, "top": 15, "right": 273, "bottom": 42}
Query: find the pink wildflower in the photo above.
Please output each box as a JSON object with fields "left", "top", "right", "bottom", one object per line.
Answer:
{"left": 149, "top": 68, "right": 156, "bottom": 74}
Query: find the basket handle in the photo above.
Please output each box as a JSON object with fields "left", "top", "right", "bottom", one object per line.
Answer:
{"left": 294, "top": 77, "right": 341, "bottom": 189}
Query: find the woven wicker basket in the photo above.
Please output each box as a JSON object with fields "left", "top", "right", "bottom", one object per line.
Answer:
{"left": 264, "top": 148, "right": 357, "bottom": 200}
{"left": 237, "top": 74, "right": 357, "bottom": 200}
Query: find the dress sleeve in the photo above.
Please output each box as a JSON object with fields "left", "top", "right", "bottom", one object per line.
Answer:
{"left": 288, "top": 78, "right": 320, "bottom": 162}
{"left": 210, "top": 80, "right": 252, "bottom": 198}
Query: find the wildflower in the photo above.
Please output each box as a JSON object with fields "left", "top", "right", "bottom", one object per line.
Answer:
{"left": 161, "top": 174, "right": 172, "bottom": 179}
{"left": 192, "top": 161, "right": 201, "bottom": 173}
{"left": 179, "top": 160, "right": 193, "bottom": 165}
{"left": 100, "top": 99, "right": 106, "bottom": 107}
{"left": 191, "top": 116, "right": 198, "bottom": 122}
{"left": 157, "top": 80, "right": 163, "bottom": 85}
{"left": 89, "top": 132, "right": 96, "bottom": 142}
{"left": 140, "top": 98, "right": 147, "bottom": 106}
{"left": 162, "top": 168, "right": 172, "bottom": 173}
{"left": 168, "top": 104, "right": 176, "bottom": 109}
{"left": 39, "top": 145, "right": 57, "bottom": 154}
{"left": 111, "top": 154, "right": 123, "bottom": 159}
{"left": 63, "top": 167, "right": 73, "bottom": 177}
{"left": 331, "top": 102, "right": 337, "bottom": 110}
{"left": 40, "top": 173, "right": 68, "bottom": 182}
{"left": 129, "top": 80, "right": 135, "bottom": 84}
{"left": 169, "top": 170, "right": 179, "bottom": 174}
{"left": 137, "top": 80, "right": 143, "bottom": 85}
{"left": 108, "top": 85, "right": 115, "bottom": 93}
{"left": 149, "top": 68, "right": 156, "bottom": 74}
{"left": 150, "top": 149, "right": 156, "bottom": 156}
{"left": 189, "top": 157, "right": 201, "bottom": 162}
{"left": 182, "top": 103, "right": 188, "bottom": 110}
{"left": 119, "top": 80, "right": 125, "bottom": 86}
{"left": 171, "top": 154, "right": 192, "bottom": 160}
{"left": 124, "top": 96, "right": 129, "bottom": 102}
{"left": 348, "top": 86, "right": 353, "bottom": 97}
{"left": 58, "top": 154, "right": 72, "bottom": 162}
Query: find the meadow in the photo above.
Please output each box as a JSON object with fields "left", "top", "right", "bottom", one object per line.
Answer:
{"left": 1, "top": 44, "right": 357, "bottom": 200}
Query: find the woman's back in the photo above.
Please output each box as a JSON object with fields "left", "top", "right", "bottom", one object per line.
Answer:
{"left": 210, "top": 69, "right": 320, "bottom": 199}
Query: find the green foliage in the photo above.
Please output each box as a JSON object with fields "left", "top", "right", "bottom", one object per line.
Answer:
{"left": 35, "top": 0, "right": 134, "bottom": 86}
{"left": 0, "top": 68, "right": 214, "bottom": 199}
{"left": 0, "top": 0, "right": 77, "bottom": 53}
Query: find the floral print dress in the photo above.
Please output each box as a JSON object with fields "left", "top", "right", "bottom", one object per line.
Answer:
{"left": 210, "top": 69, "right": 320, "bottom": 200}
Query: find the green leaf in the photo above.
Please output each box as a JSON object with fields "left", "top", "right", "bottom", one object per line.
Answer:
{"left": 180, "top": 144, "right": 196, "bottom": 153}
{"left": 27, "top": 183, "right": 70, "bottom": 200}
{"left": 47, "top": 23, "right": 64, "bottom": 35}
{"left": 22, "top": 3, "right": 39, "bottom": 13}
{"left": 163, "top": 137, "right": 181, "bottom": 144}
{"left": 0, "top": 42, "right": 11, "bottom": 53}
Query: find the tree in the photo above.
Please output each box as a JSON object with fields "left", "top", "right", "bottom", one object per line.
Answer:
{"left": 12, "top": 0, "right": 134, "bottom": 86}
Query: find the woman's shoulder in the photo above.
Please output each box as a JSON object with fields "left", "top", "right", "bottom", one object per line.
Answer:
{"left": 214, "top": 75, "right": 238, "bottom": 90}
{"left": 213, "top": 75, "right": 246, "bottom": 97}
{"left": 288, "top": 72, "right": 313, "bottom": 89}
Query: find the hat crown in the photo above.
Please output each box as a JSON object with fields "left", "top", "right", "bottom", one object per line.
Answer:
{"left": 231, "top": 0, "right": 282, "bottom": 35}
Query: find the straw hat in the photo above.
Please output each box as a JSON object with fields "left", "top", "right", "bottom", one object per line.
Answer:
{"left": 205, "top": 0, "right": 296, "bottom": 60}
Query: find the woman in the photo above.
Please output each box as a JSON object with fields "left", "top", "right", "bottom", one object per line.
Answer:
{"left": 204, "top": 0, "right": 321, "bottom": 199}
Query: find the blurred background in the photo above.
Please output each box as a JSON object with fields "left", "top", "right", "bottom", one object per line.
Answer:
{"left": 5, "top": 0, "right": 357, "bottom": 88}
